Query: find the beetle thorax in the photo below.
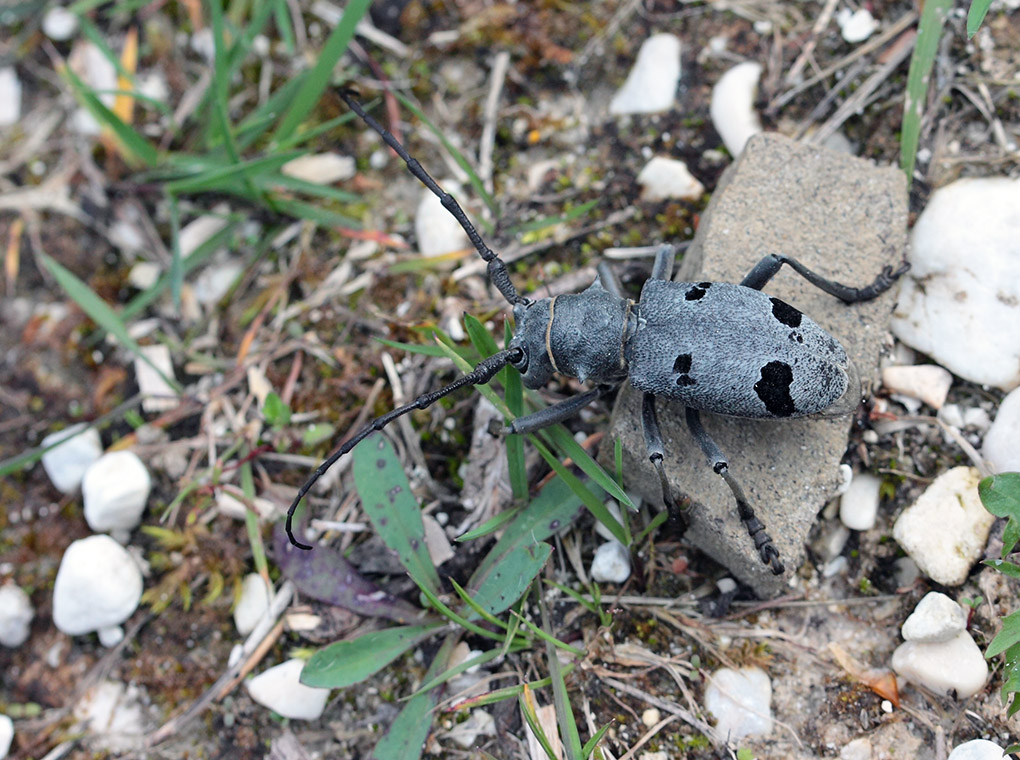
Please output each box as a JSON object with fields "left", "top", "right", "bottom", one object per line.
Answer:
{"left": 510, "top": 277, "right": 633, "bottom": 388}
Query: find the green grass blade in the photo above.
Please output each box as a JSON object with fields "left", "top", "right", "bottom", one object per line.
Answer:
{"left": 270, "top": 198, "right": 361, "bottom": 229}
{"left": 581, "top": 723, "right": 612, "bottom": 758}
{"left": 301, "top": 623, "right": 441, "bottom": 688}
{"left": 253, "top": 171, "right": 360, "bottom": 203}
{"left": 528, "top": 436, "right": 627, "bottom": 544}
{"left": 503, "top": 321, "right": 527, "bottom": 499}
{"left": 519, "top": 691, "right": 559, "bottom": 760}
{"left": 270, "top": 0, "right": 373, "bottom": 144}
{"left": 900, "top": 0, "right": 952, "bottom": 182}
{"left": 240, "top": 458, "right": 269, "bottom": 578}
{"left": 39, "top": 253, "right": 181, "bottom": 392}
{"left": 967, "top": 0, "right": 993, "bottom": 38}
{"left": 63, "top": 67, "right": 157, "bottom": 167}
{"left": 163, "top": 152, "right": 301, "bottom": 195}
{"left": 370, "top": 635, "right": 457, "bottom": 760}
{"left": 540, "top": 424, "right": 633, "bottom": 510}
{"left": 392, "top": 90, "right": 497, "bottom": 219}
{"left": 456, "top": 505, "right": 520, "bottom": 542}
{"left": 352, "top": 433, "right": 442, "bottom": 595}
{"left": 375, "top": 337, "right": 451, "bottom": 358}
{"left": 507, "top": 198, "right": 599, "bottom": 236}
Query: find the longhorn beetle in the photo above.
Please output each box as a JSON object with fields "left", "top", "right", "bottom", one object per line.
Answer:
{"left": 286, "top": 89, "right": 907, "bottom": 575}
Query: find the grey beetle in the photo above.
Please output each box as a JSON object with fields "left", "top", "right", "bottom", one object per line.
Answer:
{"left": 286, "top": 90, "right": 907, "bottom": 576}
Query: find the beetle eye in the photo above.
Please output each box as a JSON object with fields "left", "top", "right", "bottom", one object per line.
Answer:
{"left": 509, "top": 346, "right": 528, "bottom": 372}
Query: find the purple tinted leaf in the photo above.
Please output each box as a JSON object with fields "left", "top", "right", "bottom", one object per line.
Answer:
{"left": 273, "top": 522, "right": 422, "bottom": 624}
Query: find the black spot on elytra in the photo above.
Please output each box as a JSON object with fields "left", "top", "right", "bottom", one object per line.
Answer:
{"left": 673, "top": 353, "right": 696, "bottom": 387}
{"left": 789, "top": 331, "right": 804, "bottom": 343}
{"left": 685, "top": 285, "right": 707, "bottom": 301}
{"left": 376, "top": 458, "right": 386, "bottom": 469}
{"left": 770, "top": 297, "right": 802, "bottom": 327}
{"left": 754, "top": 360, "right": 796, "bottom": 416}
{"left": 698, "top": 281, "right": 712, "bottom": 288}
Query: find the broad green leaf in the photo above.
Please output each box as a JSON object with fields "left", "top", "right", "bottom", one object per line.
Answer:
{"left": 983, "top": 559, "right": 1020, "bottom": 579}
{"left": 986, "top": 609, "right": 1020, "bottom": 659}
{"left": 352, "top": 433, "right": 442, "bottom": 595}
{"left": 301, "top": 624, "right": 440, "bottom": 688}
{"left": 999, "top": 640, "right": 1020, "bottom": 718}
{"left": 470, "top": 542, "right": 552, "bottom": 616}
{"left": 978, "top": 473, "right": 1020, "bottom": 518}
{"left": 370, "top": 635, "right": 457, "bottom": 760}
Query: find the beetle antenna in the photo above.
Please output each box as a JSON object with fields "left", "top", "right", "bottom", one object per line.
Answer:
{"left": 338, "top": 88, "right": 526, "bottom": 308}
{"left": 287, "top": 347, "right": 522, "bottom": 549}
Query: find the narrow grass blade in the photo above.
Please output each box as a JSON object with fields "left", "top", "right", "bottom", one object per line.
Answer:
{"left": 507, "top": 198, "right": 599, "bottom": 236}
{"left": 519, "top": 687, "right": 559, "bottom": 760}
{"left": 370, "top": 634, "right": 457, "bottom": 760}
{"left": 411, "top": 642, "right": 527, "bottom": 698}
{"left": 301, "top": 623, "right": 441, "bottom": 688}
{"left": 581, "top": 723, "right": 612, "bottom": 758}
{"left": 352, "top": 432, "right": 442, "bottom": 595}
{"left": 63, "top": 67, "right": 157, "bottom": 167}
{"left": 376, "top": 337, "right": 451, "bottom": 358}
{"left": 967, "top": 0, "right": 993, "bottom": 38}
{"left": 163, "top": 152, "right": 300, "bottom": 195}
{"left": 541, "top": 424, "right": 633, "bottom": 509}
{"left": 240, "top": 458, "right": 268, "bottom": 579}
{"left": 538, "top": 585, "right": 583, "bottom": 760}
{"left": 456, "top": 505, "right": 520, "bottom": 542}
{"left": 392, "top": 91, "right": 497, "bottom": 219}
{"left": 271, "top": 198, "right": 361, "bottom": 229}
{"left": 900, "top": 0, "right": 952, "bottom": 182}
{"left": 270, "top": 0, "right": 373, "bottom": 144}
{"left": 529, "top": 436, "right": 627, "bottom": 544}
{"left": 254, "top": 171, "right": 360, "bottom": 203}
{"left": 39, "top": 253, "right": 181, "bottom": 392}
{"left": 503, "top": 322, "right": 527, "bottom": 500}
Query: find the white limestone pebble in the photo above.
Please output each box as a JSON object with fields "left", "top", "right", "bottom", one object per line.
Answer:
{"left": 82, "top": 451, "right": 151, "bottom": 535}
{"left": 234, "top": 573, "right": 271, "bottom": 636}
{"left": 447, "top": 709, "right": 497, "bottom": 748}
{"left": 892, "top": 177, "right": 1020, "bottom": 391}
{"left": 41, "top": 423, "right": 103, "bottom": 494}
{"left": 840, "top": 737, "right": 872, "bottom": 760}
{"left": 948, "top": 739, "right": 1007, "bottom": 760}
{"left": 710, "top": 62, "right": 763, "bottom": 157}
{"left": 891, "top": 467, "right": 994, "bottom": 586}
{"left": 415, "top": 182, "right": 470, "bottom": 257}
{"left": 42, "top": 6, "right": 79, "bottom": 40}
{"left": 282, "top": 153, "right": 355, "bottom": 184}
{"left": 836, "top": 8, "right": 878, "bottom": 42}
{"left": 637, "top": 156, "right": 705, "bottom": 202}
{"left": 704, "top": 667, "right": 773, "bottom": 740}
{"left": 134, "top": 344, "right": 179, "bottom": 413}
{"left": 891, "top": 630, "right": 988, "bottom": 699}
{"left": 901, "top": 592, "right": 967, "bottom": 643}
{"left": 590, "top": 540, "right": 631, "bottom": 583}
{"left": 0, "top": 67, "right": 21, "bottom": 127}
{"left": 609, "top": 34, "right": 681, "bottom": 115}
{"left": 881, "top": 365, "right": 953, "bottom": 410}
{"left": 193, "top": 259, "right": 244, "bottom": 306}
{"left": 0, "top": 583, "right": 33, "bottom": 648}
{"left": 73, "top": 681, "right": 150, "bottom": 753}
{"left": 983, "top": 386, "right": 1020, "bottom": 474}
{"left": 52, "top": 535, "right": 143, "bottom": 638}
{"left": 839, "top": 472, "right": 882, "bottom": 531}
{"left": 246, "top": 659, "right": 331, "bottom": 720}
{"left": 0, "top": 714, "right": 12, "bottom": 759}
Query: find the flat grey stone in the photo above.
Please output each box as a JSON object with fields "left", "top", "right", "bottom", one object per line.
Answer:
{"left": 604, "top": 133, "right": 906, "bottom": 596}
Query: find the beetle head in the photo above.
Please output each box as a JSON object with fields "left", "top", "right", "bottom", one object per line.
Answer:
{"left": 509, "top": 298, "right": 555, "bottom": 388}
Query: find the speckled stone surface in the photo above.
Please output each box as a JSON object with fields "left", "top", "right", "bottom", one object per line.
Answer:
{"left": 604, "top": 133, "right": 907, "bottom": 596}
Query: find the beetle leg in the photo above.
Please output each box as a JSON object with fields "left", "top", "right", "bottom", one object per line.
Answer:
{"left": 684, "top": 407, "right": 785, "bottom": 575}
{"left": 501, "top": 385, "right": 615, "bottom": 435}
{"left": 650, "top": 243, "right": 678, "bottom": 281}
{"left": 740, "top": 253, "right": 909, "bottom": 303}
{"left": 596, "top": 262, "right": 624, "bottom": 299}
{"left": 641, "top": 393, "right": 692, "bottom": 534}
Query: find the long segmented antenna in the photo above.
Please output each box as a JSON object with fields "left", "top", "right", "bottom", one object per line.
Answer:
{"left": 287, "top": 348, "right": 522, "bottom": 549}
{"left": 338, "top": 88, "right": 526, "bottom": 308}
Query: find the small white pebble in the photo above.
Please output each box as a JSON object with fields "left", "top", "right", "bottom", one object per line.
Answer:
{"left": 716, "top": 577, "right": 737, "bottom": 594}
{"left": 415, "top": 182, "right": 470, "bottom": 257}
{"left": 246, "top": 659, "right": 330, "bottom": 720}
{"left": 0, "top": 583, "right": 34, "bottom": 648}
{"left": 610, "top": 34, "right": 681, "bottom": 115}
{"left": 82, "top": 451, "right": 151, "bottom": 535}
{"left": 641, "top": 707, "right": 661, "bottom": 727}
{"left": 41, "top": 423, "right": 103, "bottom": 494}
{"left": 901, "top": 591, "right": 967, "bottom": 643}
{"left": 590, "top": 541, "right": 631, "bottom": 584}
{"left": 892, "top": 467, "right": 994, "bottom": 586}
{"left": 42, "top": 6, "right": 79, "bottom": 40}
{"left": 839, "top": 472, "right": 882, "bottom": 531}
{"left": 0, "top": 714, "right": 13, "bottom": 759}
{"left": 234, "top": 574, "right": 271, "bottom": 636}
{"left": 891, "top": 630, "right": 988, "bottom": 699}
{"left": 947, "top": 739, "right": 1007, "bottom": 760}
{"left": 282, "top": 153, "right": 356, "bottom": 185}
{"left": 841, "top": 737, "right": 872, "bottom": 760}
{"left": 836, "top": 8, "right": 878, "bottom": 43}
{"left": 983, "top": 386, "right": 1020, "bottom": 473}
{"left": 637, "top": 156, "right": 705, "bottom": 202}
{"left": 704, "top": 667, "right": 773, "bottom": 739}
{"left": 880, "top": 699, "right": 893, "bottom": 713}
{"left": 881, "top": 365, "right": 953, "bottom": 410}
{"left": 710, "top": 62, "right": 763, "bottom": 157}
{"left": 822, "top": 555, "right": 848, "bottom": 578}
{"left": 52, "top": 535, "right": 143, "bottom": 637}
{"left": 97, "top": 625, "right": 125, "bottom": 648}
{"left": 0, "top": 67, "right": 22, "bottom": 127}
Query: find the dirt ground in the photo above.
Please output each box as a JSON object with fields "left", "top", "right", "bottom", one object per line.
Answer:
{"left": 2, "top": 1, "right": 1019, "bottom": 758}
